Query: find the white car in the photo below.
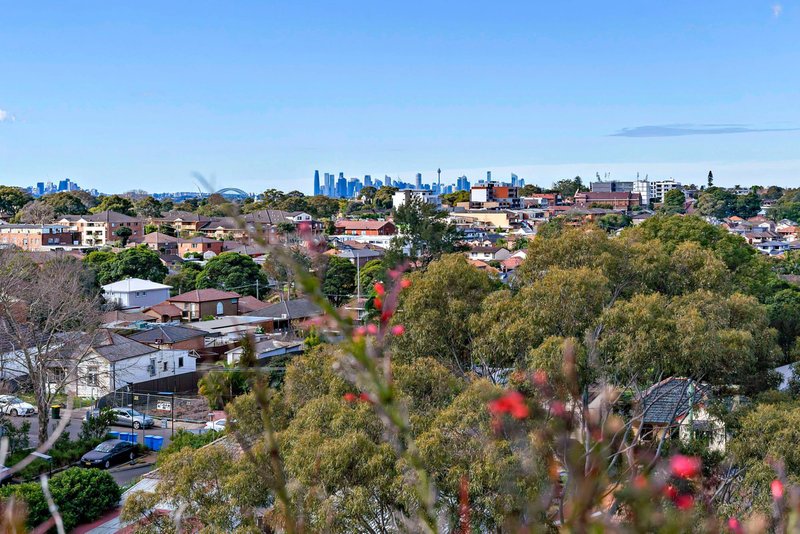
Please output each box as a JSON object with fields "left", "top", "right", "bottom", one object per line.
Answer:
{"left": 0, "top": 395, "right": 37, "bottom": 417}
{"left": 204, "top": 419, "right": 226, "bottom": 432}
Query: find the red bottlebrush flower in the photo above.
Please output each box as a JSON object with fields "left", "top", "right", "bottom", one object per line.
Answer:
{"left": 388, "top": 269, "right": 400, "bottom": 279}
{"left": 298, "top": 222, "right": 311, "bottom": 233}
{"left": 400, "top": 278, "right": 411, "bottom": 289}
{"left": 633, "top": 474, "right": 648, "bottom": 490}
{"left": 727, "top": 518, "right": 743, "bottom": 534}
{"left": 358, "top": 393, "right": 372, "bottom": 403}
{"left": 670, "top": 455, "right": 701, "bottom": 478}
{"left": 771, "top": 479, "right": 784, "bottom": 500}
{"left": 374, "top": 297, "right": 383, "bottom": 310}
{"left": 674, "top": 494, "right": 694, "bottom": 510}
{"left": 374, "top": 282, "right": 385, "bottom": 296}
{"left": 366, "top": 324, "right": 379, "bottom": 335}
{"left": 488, "top": 391, "right": 529, "bottom": 420}
{"left": 353, "top": 326, "right": 367, "bottom": 338}
{"left": 380, "top": 310, "right": 393, "bottom": 323}
{"left": 390, "top": 324, "right": 406, "bottom": 336}
{"left": 550, "top": 401, "right": 565, "bottom": 418}
{"left": 663, "top": 484, "right": 678, "bottom": 500}
{"left": 343, "top": 393, "right": 357, "bottom": 402}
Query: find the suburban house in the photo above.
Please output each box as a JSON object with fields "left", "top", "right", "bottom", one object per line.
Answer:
{"left": 100, "top": 310, "right": 155, "bottom": 329}
{"left": 177, "top": 236, "right": 225, "bottom": 258}
{"left": 573, "top": 191, "right": 642, "bottom": 210}
{"left": 237, "top": 295, "right": 268, "bottom": 314}
{"left": 154, "top": 211, "right": 212, "bottom": 235}
{"left": 635, "top": 377, "right": 727, "bottom": 452}
{"left": 245, "top": 298, "right": 323, "bottom": 333}
{"left": 334, "top": 219, "right": 397, "bottom": 236}
{"left": 756, "top": 240, "right": 791, "bottom": 255}
{"left": 54, "top": 330, "right": 197, "bottom": 398}
{"left": 225, "top": 338, "right": 305, "bottom": 365}
{"left": 167, "top": 289, "right": 242, "bottom": 321}
{"left": 142, "top": 302, "right": 184, "bottom": 323}
{"left": 130, "top": 231, "right": 182, "bottom": 255}
{"left": 101, "top": 278, "right": 172, "bottom": 309}
{"left": 0, "top": 224, "right": 80, "bottom": 251}
{"left": 127, "top": 325, "right": 206, "bottom": 351}
{"left": 467, "top": 246, "right": 512, "bottom": 262}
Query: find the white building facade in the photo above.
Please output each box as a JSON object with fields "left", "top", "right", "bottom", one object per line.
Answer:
{"left": 102, "top": 278, "right": 172, "bottom": 309}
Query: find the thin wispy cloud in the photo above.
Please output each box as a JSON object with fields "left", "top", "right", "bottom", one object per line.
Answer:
{"left": 773, "top": 3, "right": 783, "bottom": 17}
{"left": 610, "top": 123, "right": 800, "bottom": 137}
{"left": 0, "top": 109, "right": 15, "bottom": 122}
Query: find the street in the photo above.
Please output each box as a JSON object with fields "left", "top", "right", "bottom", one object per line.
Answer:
{"left": 7, "top": 406, "right": 207, "bottom": 450}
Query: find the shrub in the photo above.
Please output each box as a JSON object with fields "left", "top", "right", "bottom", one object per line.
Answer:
{"left": 158, "top": 428, "right": 220, "bottom": 464}
{"left": 0, "top": 467, "right": 120, "bottom": 531}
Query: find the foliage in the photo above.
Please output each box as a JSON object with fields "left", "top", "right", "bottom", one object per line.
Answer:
{"left": 163, "top": 261, "right": 202, "bottom": 295}
{"left": 550, "top": 176, "right": 586, "bottom": 198}
{"left": 135, "top": 196, "right": 163, "bottom": 218}
{"left": 14, "top": 200, "right": 56, "bottom": 224}
{"left": 661, "top": 188, "right": 686, "bottom": 214}
{"left": 41, "top": 191, "right": 94, "bottom": 215}
{"left": 195, "top": 252, "right": 268, "bottom": 296}
{"left": 0, "top": 186, "right": 33, "bottom": 217}
{"left": 90, "top": 194, "right": 135, "bottom": 215}
{"left": 158, "top": 428, "right": 222, "bottom": 464}
{"left": 390, "top": 197, "right": 464, "bottom": 265}
{"left": 322, "top": 256, "right": 357, "bottom": 306}
{"left": 114, "top": 225, "right": 133, "bottom": 246}
{"left": 597, "top": 212, "right": 632, "bottom": 231}
{"left": 79, "top": 408, "right": 116, "bottom": 442}
{"left": 441, "top": 190, "right": 470, "bottom": 206}
{"left": 87, "top": 245, "right": 168, "bottom": 284}
{"left": 0, "top": 419, "right": 30, "bottom": 454}
{"left": 0, "top": 467, "right": 120, "bottom": 531}
{"left": 391, "top": 254, "right": 495, "bottom": 372}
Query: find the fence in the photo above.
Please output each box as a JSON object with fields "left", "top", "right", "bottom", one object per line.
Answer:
{"left": 98, "top": 389, "right": 212, "bottom": 425}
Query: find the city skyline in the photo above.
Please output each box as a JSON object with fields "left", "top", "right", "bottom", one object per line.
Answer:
{"left": 2, "top": 3, "right": 799, "bottom": 192}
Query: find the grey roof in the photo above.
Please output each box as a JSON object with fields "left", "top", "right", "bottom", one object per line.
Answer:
{"left": 84, "top": 211, "right": 140, "bottom": 223}
{"left": 128, "top": 325, "right": 204, "bottom": 344}
{"left": 89, "top": 331, "right": 157, "bottom": 362}
{"left": 245, "top": 298, "right": 323, "bottom": 320}
{"left": 639, "top": 378, "right": 710, "bottom": 425}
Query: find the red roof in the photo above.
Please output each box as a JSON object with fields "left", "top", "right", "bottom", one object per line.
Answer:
{"left": 168, "top": 288, "right": 241, "bottom": 303}
{"left": 145, "top": 302, "right": 183, "bottom": 316}
{"left": 334, "top": 219, "right": 395, "bottom": 230}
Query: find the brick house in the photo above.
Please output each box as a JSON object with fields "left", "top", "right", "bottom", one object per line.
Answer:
{"left": 0, "top": 224, "right": 80, "bottom": 251}
{"left": 334, "top": 220, "right": 397, "bottom": 236}
{"left": 573, "top": 192, "right": 641, "bottom": 210}
{"left": 167, "top": 288, "right": 241, "bottom": 321}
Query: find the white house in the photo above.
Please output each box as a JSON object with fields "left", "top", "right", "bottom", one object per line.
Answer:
{"left": 467, "top": 246, "right": 512, "bottom": 262}
{"left": 225, "top": 338, "right": 304, "bottom": 365}
{"left": 392, "top": 189, "right": 441, "bottom": 209}
{"left": 102, "top": 278, "right": 172, "bottom": 310}
{"left": 57, "top": 331, "right": 197, "bottom": 398}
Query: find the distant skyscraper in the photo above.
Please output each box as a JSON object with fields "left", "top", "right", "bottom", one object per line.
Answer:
{"left": 385, "top": 175, "right": 392, "bottom": 187}
{"left": 486, "top": 171, "right": 492, "bottom": 182}
{"left": 415, "top": 173, "right": 422, "bottom": 189}
{"left": 313, "top": 170, "right": 321, "bottom": 196}
{"left": 364, "top": 175, "right": 372, "bottom": 187}
{"left": 326, "top": 173, "right": 335, "bottom": 196}
{"left": 36, "top": 182, "right": 44, "bottom": 196}
{"left": 336, "top": 175, "right": 347, "bottom": 198}
{"left": 511, "top": 173, "right": 518, "bottom": 187}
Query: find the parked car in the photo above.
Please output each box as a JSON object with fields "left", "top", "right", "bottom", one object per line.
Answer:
{"left": 0, "top": 395, "right": 37, "bottom": 417}
{"left": 103, "top": 407, "right": 155, "bottom": 429}
{"left": 204, "top": 418, "right": 226, "bottom": 432}
{"left": 80, "top": 439, "right": 136, "bottom": 469}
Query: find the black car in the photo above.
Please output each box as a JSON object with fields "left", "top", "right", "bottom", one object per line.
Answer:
{"left": 80, "top": 439, "right": 136, "bottom": 469}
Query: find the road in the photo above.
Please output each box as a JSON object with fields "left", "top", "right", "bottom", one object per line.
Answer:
{"left": 6, "top": 408, "right": 208, "bottom": 488}
{"left": 7, "top": 407, "right": 207, "bottom": 450}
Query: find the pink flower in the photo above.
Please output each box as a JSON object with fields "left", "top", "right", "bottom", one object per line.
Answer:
{"left": 771, "top": 479, "right": 784, "bottom": 500}
{"left": 727, "top": 518, "right": 743, "bottom": 534}
{"left": 670, "top": 455, "right": 701, "bottom": 478}
{"left": 374, "top": 282, "right": 385, "bottom": 296}
{"left": 532, "top": 369, "right": 548, "bottom": 387}
{"left": 674, "top": 494, "right": 694, "bottom": 510}
{"left": 550, "top": 400, "right": 565, "bottom": 417}
{"left": 353, "top": 326, "right": 367, "bottom": 338}
{"left": 366, "top": 324, "right": 379, "bottom": 335}
{"left": 488, "top": 391, "right": 530, "bottom": 420}
{"left": 390, "top": 325, "right": 406, "bottom": 336}
{"left": 343, "top": 393, "right": 357, "bottom": 402}
{"left": 400, "top": 278, "right": 412, "bottom": 289}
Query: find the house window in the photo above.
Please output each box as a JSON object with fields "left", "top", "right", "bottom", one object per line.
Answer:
{"left": 48, "top": 368, "right": 66, "bottom": 383}
{"left": 86, "top": 366, "right": 99, "bottom": 386}
{"left": 149, "top": 359, "right": 156, "bottom": 377}
{"left": 178, "top": 357, "right": 184, "bottom": 368}
{"left": 163, "top": 362, "right": 168, "bottom": 372}
{"left": 216, "top": 302, "right": 224, "bottom": 315}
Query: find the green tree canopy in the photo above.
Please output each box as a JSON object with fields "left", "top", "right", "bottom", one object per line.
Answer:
{"left": 195, "top": 252, "right": 268, "bottom": 296}
{"left": 0, "top": 186, "right": 33, "bottom": 217}
{"left": 322, "top": 256, "right": 357, "bottom": 306}
{"left": 90, "top": 194, "right": 135, "bottom": 216}
{"left": 88, "top": 245, "right": 168, "bottom": 285}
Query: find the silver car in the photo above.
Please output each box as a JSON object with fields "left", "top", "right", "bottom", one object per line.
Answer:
{"left": 110, "top": 407, "right": 154, "bottom": 429}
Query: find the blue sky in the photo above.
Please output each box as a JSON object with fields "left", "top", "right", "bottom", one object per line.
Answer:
{"left": 1, "top": 1, "right": 798, "bottom": 193}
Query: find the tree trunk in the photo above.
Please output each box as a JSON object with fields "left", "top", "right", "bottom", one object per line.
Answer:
{"left": 36, "top": 396, "right": 50, "bottom": 445}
